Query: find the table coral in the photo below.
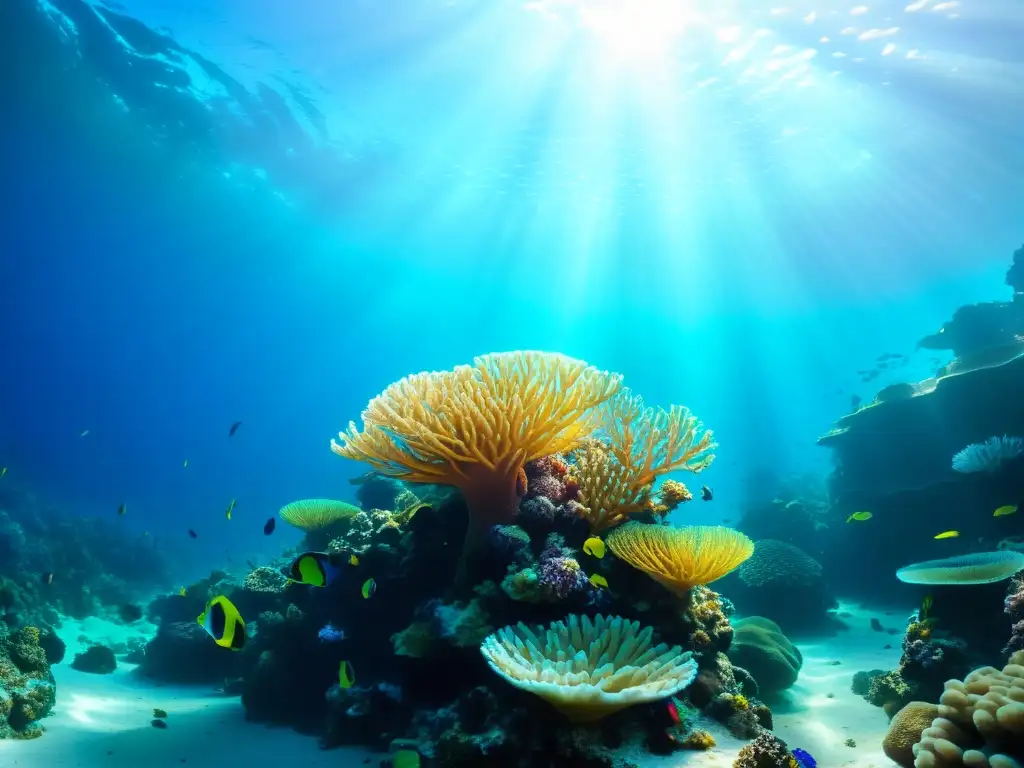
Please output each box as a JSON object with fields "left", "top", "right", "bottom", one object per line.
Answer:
{"left": 912, "top": 651, "right": 1024, "bottom": 768}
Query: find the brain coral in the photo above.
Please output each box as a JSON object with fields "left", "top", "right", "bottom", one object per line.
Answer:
{"left": 913, "top": 650, "right": 1024, "bottom": 768}
{"left": 480, "top": 614, "right": 697, "bottom": 722}
{"left": 896, "top": 551, "right": 1024, "bottom": 586}
{"left": 885, "top": 702, "right": 939, "bottom": 767}
{"left": 727, "top": 617, "right": 803, "bottom": 694}
{"left": 738, "top": 539, "right": 823, "bottom": 587}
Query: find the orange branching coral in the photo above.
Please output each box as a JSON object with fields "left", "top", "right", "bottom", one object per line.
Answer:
{"left": 331, "top": 352, "right": 623, "bottom": 546}
{"left": 570, "top": 391, "right": 715, "bottom": 533}
{"left": 606, "top": 522, "right": 754, "bottom": 596}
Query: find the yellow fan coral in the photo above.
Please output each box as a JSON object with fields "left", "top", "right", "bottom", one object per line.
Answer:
{"left": 278, "top": 499, "right": 361, "bottom": 531}
{"left": 606, "top": 522, "right": 754, "bottom": 595}
{"left": 480, "top": 614, "right": 697, "bottom": 722}
{"left": 331, "top": 352, "right": 623, "bottom": 546}
{"left": 572, "top": 391, "right": 715, "bottom": 533}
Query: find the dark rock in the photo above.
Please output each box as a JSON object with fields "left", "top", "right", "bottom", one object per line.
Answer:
{"left": 139, "top": 622, "right": 238, "bottom": 683}
{"left": 71, "top": 644, "right": 117, "bottom": 674}
{"left": 38, "top": 627, "right": 66, "bottom": 665}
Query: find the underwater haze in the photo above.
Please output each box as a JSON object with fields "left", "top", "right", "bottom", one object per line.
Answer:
{"left": 1, "top": 0, "right": 1024, "bottom": 765}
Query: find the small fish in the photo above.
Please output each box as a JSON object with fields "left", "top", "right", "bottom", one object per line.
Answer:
{"left": 792, "top": 747, "right": 817, "bottom": 768}
{"left": 117, "top": 503, "right": 127, "bottom": 516}
{"left": 150, "top": 719, "right": 168, "bottom": 730}
{"left": 934, "top": 530, "right": 959, "bottom": 540}
{"left": 80, "top": 429, "right": 90, "bottom": 437}
{"left": 994, "top": 504, "right": 1018, "bottom": 517}
{"left": 197, "top": 595, "right": 246, "bottom": 651}
{"left": 361, "top": 578, "right": 377, "bottom": 599}
{"left": 263, "top": 517, "right": 276, "bottom": 535}
{"left": 179, "top": 587, "right": 187, "bottom": 597}
{"left": 228, "top": 421, "right": 242, "bottom": 437}
{"left": 665, "top": 699, "right": 681, "bottom": 726}
{"left": 187, "top": 529, "right": 198, "bottom": 539}
{"left": 225, "top": 498, "right": 236, "bottom": 520}
{"left": 846, "top": 511, "right": 872, "bottom": 523}
{"left": 338, "top": 659, "right": 355, "bottom": 689}
{"left": 286, "top": 551, "right": 346, "bottom": 588}
{"left": 390, "top": 750, "right": 421, "bottom": 768}
{"left": 183, "top": 459, "right": 188, "bottom": 468}
{"left": 582, "top": 536, "right": 606, "bottom": 558}
{"left": 0, "top": 467, "right": 6, "bottom": 479}
{"left": 700, "top": 485, "right": 713, "bottom": 501}
{"left": 43, "top": 572, "right": 54, "bottom": 585}
{"left": 142, "top": 531, "right": 150, "bottom": 537}
{"left": 589, "top": 573, "right": 608, "bottom": 589}
{"left": 348, "top": 554, "right": 359, "bottom": 566}
{"left": 153, "top": 708, "right": 167, "bottom": 719}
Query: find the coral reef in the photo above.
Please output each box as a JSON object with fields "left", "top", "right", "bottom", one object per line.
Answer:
{"left": 71, "top": 644, "right": 116, "bottom": 674}
{"left": 727, "top": 617, "right": 803, "bottom": 696}
{"left": 733, "top": 730, "right": 797, "bottom": 767}
{"left": 1004, "top": 573, "right": 1024, "bottom": 654}
{"left": 912, "top": 650, "right": 1024, "bottom": 767}
{"left": 0, "top": 624, "right": 56, "bottom": 739}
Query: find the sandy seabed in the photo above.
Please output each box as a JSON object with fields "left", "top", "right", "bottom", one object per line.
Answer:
{"left": 0, "top": 605, "right": 905, "bottom": 767}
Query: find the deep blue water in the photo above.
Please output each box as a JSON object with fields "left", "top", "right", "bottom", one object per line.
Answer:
{"left": 1, "top": 0, "right": 1022, "bottom": 579}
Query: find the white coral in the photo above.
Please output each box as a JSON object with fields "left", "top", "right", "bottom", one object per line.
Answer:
{"left": 951, "top": 435, "right": 1024, "bottom": 474}
{"left": 480, "top": 614, "right": 697, "bottom": 722}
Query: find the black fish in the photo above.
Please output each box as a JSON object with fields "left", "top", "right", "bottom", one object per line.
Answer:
{"left": 118, "top": 603, "right": 143, "bottom": 623}
{"left": 263, "top": 517, "right": 276, "bottom": 536}
{"left": 187, "top": 529, "right": 198, "bottom": 539}
{"left": 700, "top": 485, "right": 713, "bottom": 502}
{"left": 229, "top": 421, "right": 242, "bottom": 437}
{"left": 150, "top": 719, "right": 168, "bottom": 729}
{"left": 117, "top": 503, "right": 127, "bottom": 516}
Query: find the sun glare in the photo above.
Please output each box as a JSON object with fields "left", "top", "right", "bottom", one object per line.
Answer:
{"left": 576, "top": 0, "right": 699, "bottom": 62}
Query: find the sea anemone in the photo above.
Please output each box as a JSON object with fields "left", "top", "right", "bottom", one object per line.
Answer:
{"left": 951, "top": 435, "right": 1024, "bottom": 473}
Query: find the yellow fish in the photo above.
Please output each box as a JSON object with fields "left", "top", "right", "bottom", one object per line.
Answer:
{"left": 179, "top": 587, "right": 187, "bottom": 597}
{"left": 994, "top": 504, "right": 1018, "bottom": 517}
{"left": 361, "top": 578, "right": 377, "bottom": 599}
{"left": 183, "top": 459, "right": 189, "bottom": 468}
{"left": 582, "top": 536, "right": 606, "bottom": 559}
{"left": 198, "top": 595, "right": 246, "bottom": 651}
{"left": 934, "top": 530, "right": 960, "bottom": 540}
{"left": 589, "top": 573, "right": 608, "bottom": 589}
{"left": 348, "top": 554, "right": 359, "bottom": 566}
{"left": 846, "top": 511, "right": 872, "bottom": 523}
{"left": 225, "top": 498, "right": 236, "bottom": 520}
{"left": 338, "top": 660, "right": 355, "bottom": 689}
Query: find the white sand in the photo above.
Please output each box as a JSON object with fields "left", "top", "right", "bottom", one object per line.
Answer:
{"left": 1, "top": 607, "right": 902, "bottom": 767}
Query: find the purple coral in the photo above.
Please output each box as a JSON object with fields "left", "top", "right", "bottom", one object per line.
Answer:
{"left": 1004, "top": 575, "right": 1024, "bottom": 654}
{"left": 488, "top": 524, "right": 532, "bottom": 560}
{"left": 538, "top": 555, "right": 588, "bottom": 600}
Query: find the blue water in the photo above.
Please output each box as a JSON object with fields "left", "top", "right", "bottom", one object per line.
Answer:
{"left": 1, "top": 0, "right": 1022, "bottom": 580}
